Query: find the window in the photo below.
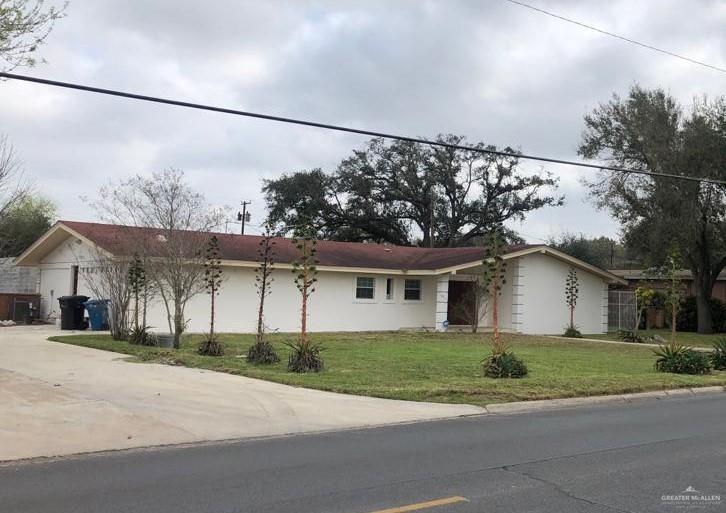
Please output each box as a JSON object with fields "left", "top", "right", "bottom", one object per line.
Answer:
{"left": 355, "top": 277, "right": 375, "bottom": 300}
{"left": 404, "top": 279, "right": 421, "bottom": 301}
{"left": 385, "top": 278, "right": 394, "bottom": 300}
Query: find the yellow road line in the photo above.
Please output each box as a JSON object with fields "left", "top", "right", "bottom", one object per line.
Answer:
{"left": 363, "top": 495, "right": 469, "bottom": 513}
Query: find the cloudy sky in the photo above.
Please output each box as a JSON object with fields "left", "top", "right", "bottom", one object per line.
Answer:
{"left": 1, "top": 0, "right": 725, "bottom": 241}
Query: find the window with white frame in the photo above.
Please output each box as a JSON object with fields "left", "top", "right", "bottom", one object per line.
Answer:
{"left": 404, "top": 279, "right": 421, "bottom": 301}
{"left": 385, "top": 278, "right": 394, "bottom": 300}
{"left": 355, "top": 277, "right": 375, "bottom": 300}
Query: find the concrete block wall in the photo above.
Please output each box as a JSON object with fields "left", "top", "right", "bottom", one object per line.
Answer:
{"left": 0, "top": 258, "right": 39, "bottom": 294}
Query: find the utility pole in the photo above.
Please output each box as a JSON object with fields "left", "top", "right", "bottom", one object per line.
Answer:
{"left": 430, "top": 194, "right": 435, "bottom": 248}
{"left": 238, "top": 201, "right": 251, "bottom": 235}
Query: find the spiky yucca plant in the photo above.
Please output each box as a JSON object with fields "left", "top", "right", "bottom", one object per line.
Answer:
{"left": 248, "top": 224, "right": 280, "bottom": 364}
{"left": 198, "top": 235, "right": 224, "bottom": 356}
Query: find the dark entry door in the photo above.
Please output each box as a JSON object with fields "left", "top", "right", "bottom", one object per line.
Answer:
{"left": 447, "top": 280, "right": 475, "bottom": 325}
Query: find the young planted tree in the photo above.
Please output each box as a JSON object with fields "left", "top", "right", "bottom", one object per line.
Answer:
{"left": 482, "top": 226, "right": 508, "bottom": 353}
{"left": 248, "top": 224, "right": 280, "bottom": 364}
{"left": 286, "top": 224, "right": 323, "bottom": 372}
{"left": 198, "top": 235, "right": 224, "bottom": 356}
{"left": 564, "top": 268, "right": 581, "bottom": 337}
{"left": 480, "top": 225, "right": 527, "bottom": 378}
{"left": 126, "top": 253, "right": 158, "bottom": 346}
{"left": 662, "top": 251, "right": 684, "bottom": 345}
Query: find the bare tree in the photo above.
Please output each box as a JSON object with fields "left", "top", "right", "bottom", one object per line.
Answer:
{"left": 0, "top": 135, "right": 29, "bottom": 252}
{"left": 90, "top": 168, "right": 225, "bottom": 348}
{"left": 0, "top": 0, "right": 67, "bottom": 71}
{"left": 80, "top": 250, "right": 131, "bottom": 340}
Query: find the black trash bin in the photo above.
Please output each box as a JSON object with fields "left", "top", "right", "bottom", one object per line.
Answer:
{"left": 58, "top": 295, "right": 89, "bottom": 330}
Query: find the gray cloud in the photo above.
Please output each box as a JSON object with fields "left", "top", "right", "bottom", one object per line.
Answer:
{"left": 1, "top": 0, "right": 724, "bottom": 239}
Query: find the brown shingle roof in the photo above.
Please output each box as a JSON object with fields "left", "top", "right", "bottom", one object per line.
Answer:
{"left": 60, "top": 220, "right": 541, "bottom": 271}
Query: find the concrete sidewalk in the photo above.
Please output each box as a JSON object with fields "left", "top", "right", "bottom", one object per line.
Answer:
{"left": 0, "top": 326, "right": 484, "bottom": 461}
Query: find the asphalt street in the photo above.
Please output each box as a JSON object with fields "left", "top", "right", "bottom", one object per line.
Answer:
{"left": 1, "top": 394, "right": 724, "bottom": 513}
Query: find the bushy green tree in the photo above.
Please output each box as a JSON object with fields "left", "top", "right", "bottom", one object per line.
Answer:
{"left": 579, "top": 86, "right": 726, "bottom": 333}
{"left": 264, "top": 135, "right": 561, "bottom": 247}
{"left": 547, "top": 232, "right": 637, "bottom": 269}
{"left": 0, "top": 194, "right": 54, "bottom": 256}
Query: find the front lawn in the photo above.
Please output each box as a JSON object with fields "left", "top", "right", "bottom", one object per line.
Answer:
{"left": 585, "top": 329, "right": 723, "bottom": 348}
{"left": 48, "top": 332, "right": 726, "bottom": 406}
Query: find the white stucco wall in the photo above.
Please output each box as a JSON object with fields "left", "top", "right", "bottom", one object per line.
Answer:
{"left": 37, "top": 236, "right": 95, "bottom": 318}
{"left": 517, "top": 252, "right": 608, "bottom": 334}
{"left": 143, "top": 268, "right": 437, "bottom": 333}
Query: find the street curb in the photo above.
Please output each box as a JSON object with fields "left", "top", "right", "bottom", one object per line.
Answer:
{"left": 483, "top": 385, "right": 726, "bottom": 414}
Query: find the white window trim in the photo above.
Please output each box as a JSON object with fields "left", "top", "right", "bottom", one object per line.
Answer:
{"left": 402, "top": 278, "right": 423, "bottom": 303}
{"left": 353, "top": 276, "right": 377, "bottom": 303}
{"left": 384, "top": 277, "right": 396, "bottom": 303}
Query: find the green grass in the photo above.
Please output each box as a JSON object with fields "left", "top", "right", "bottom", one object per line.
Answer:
{"left": 47, "top": 332, "right": 726, "bottom": 407}
{"left": 585, "top": 329, "right": 725, "bottom": 348}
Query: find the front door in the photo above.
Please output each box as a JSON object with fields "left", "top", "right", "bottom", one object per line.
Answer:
{"left": 447, "top": 280, "right": 475, "bottom": 325}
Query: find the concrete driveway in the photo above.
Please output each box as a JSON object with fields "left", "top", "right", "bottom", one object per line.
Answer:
{"left": 0, "top": 326, "right": 483, "bottom": 461}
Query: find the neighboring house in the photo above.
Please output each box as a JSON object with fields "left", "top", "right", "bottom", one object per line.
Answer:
{"left": 0, "top": 257, "right": 40, "bottom": 322}
{"left": 609, "top": 269, "right": 726, "bottom": 301}
{"left": 15, "top": 221, "right": 625, "bottom": 334}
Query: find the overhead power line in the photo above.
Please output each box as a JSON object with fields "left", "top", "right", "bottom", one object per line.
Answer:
{"left": 503, "top": 0, "right": 726, "bottom": 75}
{"left": 1, "top": 71, "right": 724, "bottom": 186}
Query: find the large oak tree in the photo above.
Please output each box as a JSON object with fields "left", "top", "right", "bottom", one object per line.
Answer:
{"left": 579, "top": 85, "right": 726, "bottom": 333}
{"left": 263, "top": 135, "right": 562, "bottom": 247}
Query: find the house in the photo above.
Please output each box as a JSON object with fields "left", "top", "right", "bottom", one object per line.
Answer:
{"left": 609, "top": 268, "right": 726, "bottom": 301}
{"left": 15, "top": 221, "right": 626, "bottom": 334}
{"left": 608, "top": 268, "right": 726, "bottom": 330}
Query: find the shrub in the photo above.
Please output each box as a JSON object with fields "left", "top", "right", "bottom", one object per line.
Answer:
{"left": 653, "top": 344, "right": 712, "bottom": 375}
{"left": 247, "top": 339, "right": 280, "bottom": 365}
{"left": 128, "top": 325, "right": 157, "bottom": 346}
{"left": 198, "top": 335, "right": 224, "bottom": 356}
{"left": 676, "top": 296, "right": 726, "bottom": 332}
{"left": 483, "top": 350, "right": 528, "bottom": 378}
{"left": 285, "top": 340, "right": 324, "bottom": 373}
{"left": 711, "top": 339, "right": 726, "bottom": 370}
{"left": 563, "top": 326, "right": 582, "bottom": 338}
{"left": 618, "top": 329, "right": 643, "bottom": 343}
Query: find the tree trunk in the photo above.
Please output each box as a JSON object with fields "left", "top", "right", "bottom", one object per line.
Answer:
{"left": 173, "top": 302, "right": 183, "bottom": 349}
{"left": 210, "top": 286, "right": 215, "bottom": 340}
{"left": 695, "top": 288, "right": 713, "bottom": 334}
{"left": 134, "top": 289, "right": 139, "bottom": 331}
{"left": 256, "top": 266, "right": 267, "bottom": 344}
{"left": 693, "top": 269, "right": 714, "bottom": 334}
{"left": 301, "top": 286, "right": 307, "bottom": 346}
{"left": 491, "top": 282, "right": 500, "bottom": 352}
